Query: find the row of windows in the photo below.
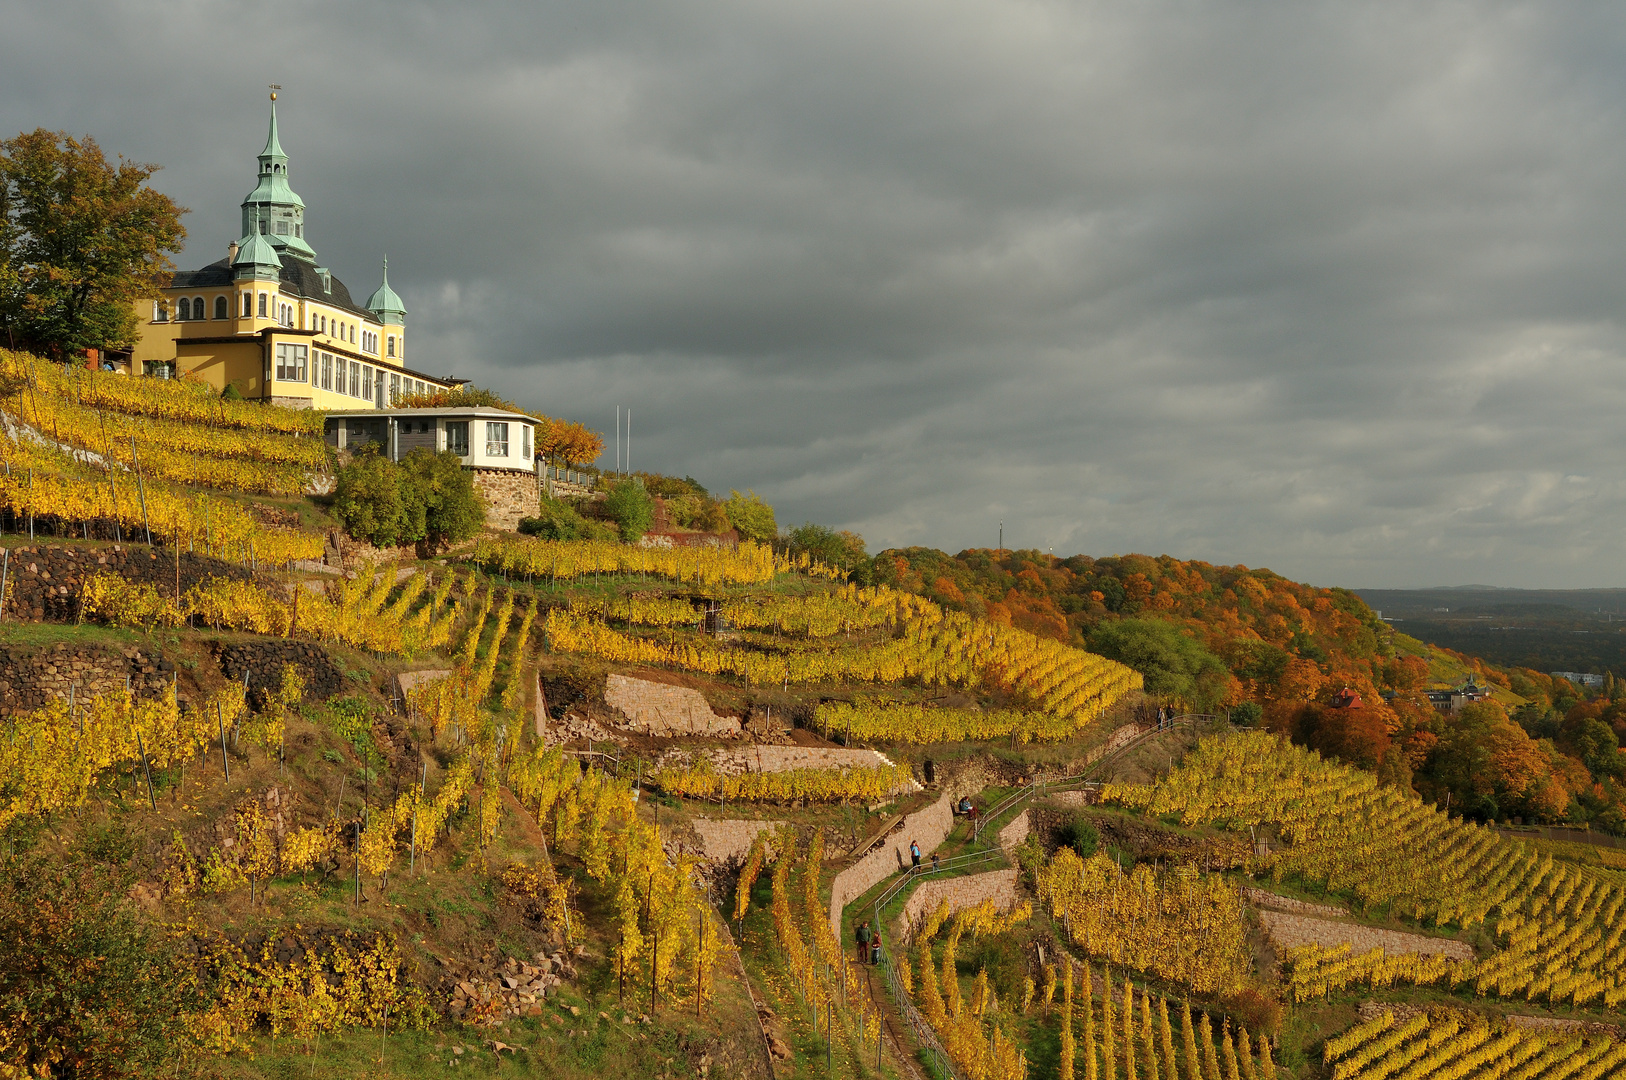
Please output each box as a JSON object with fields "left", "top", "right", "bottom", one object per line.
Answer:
{"left": 156, "top": 296, "right": 395, "bottom": 358}
{"left": 274, "top": 344, "right": 429, "bottom": 405}
{"left": 172, "top": 296, "right": 229, "bottom": 321}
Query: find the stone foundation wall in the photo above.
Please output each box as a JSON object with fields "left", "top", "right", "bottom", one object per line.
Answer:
{"left": 896, "top": 869, "right": 1020, "bottom": 942}
{"left": 605, "top": 674, "right": 742, "bottom": 736}
{"left": 0, "top": 641, "right": 174, "bottom": 718}
{"left": 0, "top": 543, "right": 253, "bottom": 622}
{"left": 472, "top": 468, "right": 540, "bottom": 531}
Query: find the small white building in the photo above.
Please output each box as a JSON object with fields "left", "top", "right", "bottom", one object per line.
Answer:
{"left": 323, "top": 406, "right": 536, "bottom": 471}
{"left": 324, "top": 407, "right": 542, "bottom": 529}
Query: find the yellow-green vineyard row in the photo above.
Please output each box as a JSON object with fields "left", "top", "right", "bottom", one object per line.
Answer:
{"left": 1105, "top": 732, "right": 1626, "bottom": 1010}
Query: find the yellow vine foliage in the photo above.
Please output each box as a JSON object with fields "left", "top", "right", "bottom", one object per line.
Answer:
{"left": 652, "top": 756, "right": 914, "bottom": 804}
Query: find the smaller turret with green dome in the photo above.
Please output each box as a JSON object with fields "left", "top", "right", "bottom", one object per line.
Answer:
{"left": 366, "top": 259, "right": 407, "bottom": 325}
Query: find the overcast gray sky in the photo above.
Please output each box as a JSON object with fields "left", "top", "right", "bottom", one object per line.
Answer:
{"left": 7, "top": 1, "right": 1626, "bottom": 588}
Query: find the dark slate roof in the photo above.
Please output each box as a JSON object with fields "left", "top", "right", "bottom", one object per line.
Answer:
{"left": 169, "top": 258, "right": 379, "bottom": 323}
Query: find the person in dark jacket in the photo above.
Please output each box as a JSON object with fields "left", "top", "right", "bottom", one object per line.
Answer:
{"left": 856, "top": 920, "right": 871, "bottom": 963}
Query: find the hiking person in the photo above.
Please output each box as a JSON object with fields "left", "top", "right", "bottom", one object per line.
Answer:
{"left": 909, "top": 839, "right": 921, "bottom": 869}
{"left": 871, "top": 930, "right": 882, "bottom": 965}
{"left": 856, "top": 920, "right": 871, "bottom": 963}
{"left": 931, "top": 852, "right": 940, "bottom": 874}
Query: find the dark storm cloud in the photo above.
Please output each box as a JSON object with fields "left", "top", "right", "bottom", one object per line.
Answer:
{"left": 7, "top": 0, "right": 1626, "bottom": 585}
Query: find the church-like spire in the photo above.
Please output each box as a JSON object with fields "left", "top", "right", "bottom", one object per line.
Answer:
{"left": 366, "top": 257, "right": 407, "bottom": 324}
{"left": 242, "top": 89, "right": 316, "bottom": 262}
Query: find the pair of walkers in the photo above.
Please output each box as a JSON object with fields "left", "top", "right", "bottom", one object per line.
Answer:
{"left": 854, "top": 921, "right": 881, "bottom": 964}
{"left": 908, "top": 839, "right": 939, "bottom": 874}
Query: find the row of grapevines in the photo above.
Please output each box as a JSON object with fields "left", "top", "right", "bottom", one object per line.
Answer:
{"left": 1107, "top": 731, "right": 1626, "bottom": 1012}
{"left": 1322, "top": 1007, "right": 1624, "bottom": 1080}
{"left": 651, "top": 755, "right": 915, "bottom": 804}
{"left": 542, "top": 605, "right": 1140, "bottom": 727}
{"left": 3, "top": 349, "right": 325, "bottom": 436}
{"left": 1035, "top": 847, "right": 1252, "bottom": 996}
{"left": 815, "top": 700, "right": 1080, "bottom": 744}
{"left": 470, "top": 534, "right": 835, "bottom": 586}
{"left": 0, "top": 682, "right": 247, "bottom": 832}
{"left": 0, "top": 435, "right": 324, "bottom": 565}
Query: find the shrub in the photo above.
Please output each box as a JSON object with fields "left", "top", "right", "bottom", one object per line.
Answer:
{"left": 399, "top": 448, "right": 484, "bottom": 550}
{"left": 667, "top": 493, "right": 730, "bottom": 532}
{"left": 220, "top": 382, "right": 243, "bottom": 401}
{"left": 333, "top": 448, "right": 409, "bottom": 547}
{"left": 520, "top": 496, "right": 592, "bottom": 540}
{"left": 1231, "top": 701, "right": 1263, "bottom": 727}
{"left": 724, "top": 489, "right": 777, "bottom": 542}
{"left": 1053, "top": 812, "right": 1099, "bottom": 859}
{"left": 0, "top": 849, "right": 204, "bottom": 1075}
{"left": 333, "top": 448, "right": 484, "bottom": 550}
{"left": 603, "top": 479, "right": 656, "bottom": 542}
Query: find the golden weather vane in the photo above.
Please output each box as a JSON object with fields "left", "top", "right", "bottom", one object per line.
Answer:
{"left": 269, "top": 84, "right": 281, "bottom": 101}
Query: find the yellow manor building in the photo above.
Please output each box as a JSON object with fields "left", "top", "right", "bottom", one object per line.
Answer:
{"left": 131, "top": 95, "right": 457, "bottom": 408}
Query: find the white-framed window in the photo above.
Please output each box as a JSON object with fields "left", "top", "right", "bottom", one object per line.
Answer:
{"left": 274, "top": 343, "right": 308, "bottom": 382}
{"left": 214, "top": 295, "right": 228, "bottom": 319}
{"left": 257, "top": 293, "right": 268, "bottom": 318}
{"left": 319, "top": 314, "right": 326, "bottom": 333}
{"left": 348, "top": 361, "right": 360, "bottom": 397}
{"left": 274, "top": 219, "right": 289, "bottom": 235}
{"left": 361, "top": 366, "right": 373, "bottom": 403}
{"left": 241, "top": 292, "right": 251, "bottom": 317}
{"left": 177, "top": 297, "right": 191, "bottom": 321}
{"left": 446, "top": 421, "right": 469, "bottom": 456}
{"left": 387, "top": 335, "right": 395, "bottom": 358}
{"left": 153, "top": 300, "right": 168, "bottom": 322}
{"left": 522, "top": 424, "right": 532, "bottom": 460}
{"left": 485, "top": 422, "right": 509, "bottom": 457}
{"left": 193, "top": 296, "right": 204, "bottom": 319}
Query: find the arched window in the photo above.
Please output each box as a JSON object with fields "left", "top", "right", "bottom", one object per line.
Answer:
{"left": 194, "top": 297, "right": 204, "bottom": 320}
{"left": 257, "top": 293, "right": 268, "bottom": 318}
{"left": 177, "top": 297, "right": 191, "bottom": 321}
{"left": 241, "top": 292, "right": 251, "bottom": 317}
{"left": 215, "top": 296, "right": 228, "bottom": 320}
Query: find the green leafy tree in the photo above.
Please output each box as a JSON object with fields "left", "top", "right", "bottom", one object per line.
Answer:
{"left": 784, "top": 523, "right": 869, "bottom": 571}
{"left": 399, "top": 448, "right": 484, "bottom": 551}
{"left": 1088, "top": 617, "right": 1230, "bottom": 711}
{"left": 724, "top": 489, "right": 777, "bottom": 542}
{"left": 333, "top": 449, "right": 408, "bottom": 547}
{"left": 603, "top": 479, "right": 656, "bottom": 542}
{"left": 0, "top": 129, "right": 187, "bottom": 358}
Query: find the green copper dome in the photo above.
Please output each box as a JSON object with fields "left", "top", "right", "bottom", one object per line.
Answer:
{"left": 366, "top": 259, "right": 407, "bottom": 324}
{"left": 241, "top": 100, "right": 317, "bottom": 262}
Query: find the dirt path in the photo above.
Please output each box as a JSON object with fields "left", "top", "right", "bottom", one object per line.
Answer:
{"left": 853, "top": 961, "right": 929, "bottom": 1080}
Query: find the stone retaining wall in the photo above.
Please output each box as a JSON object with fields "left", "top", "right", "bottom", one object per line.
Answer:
{"left": 997, "top": 809, "right": 1031, "bottom": 850}
{"left": 692, "top": 818, "right": 777, "bottom": 865}
{"left": 896, "top": 869, "right": 1020, "bottom": 942}
{"left": 605, "top": 674, "right": 741, "bottom": 736}
{"left": 827, "top": 769, "right": 986, "bottom": 943}
{"left": 0, "top": 641, "right": 174, "bottom": 717}
{"left": 212, "top": 641, "right": 345, "bottom": 706}
{"left": 1241, "top": 887, "right": 1348, "bottom": 918}
{"left": 708, "top": 745, "right": 901, "bottom": 775}
{"left": 0, "top": 543, "right": 252, "bottom": 622}
{"left": 1256, "top": 910, "right": 1473, "bottom": 960}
